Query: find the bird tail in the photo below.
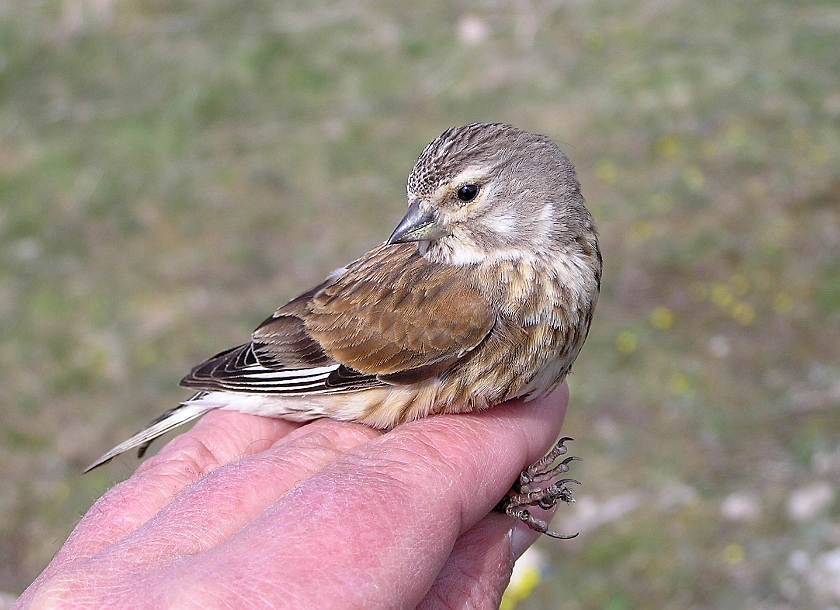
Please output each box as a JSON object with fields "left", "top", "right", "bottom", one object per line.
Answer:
{"left": 84, "top": 393, "right": 216, "bottom": 472}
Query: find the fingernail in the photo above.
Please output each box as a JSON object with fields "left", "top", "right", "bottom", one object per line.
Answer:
{"left": 508, "top": 521, "right": 540, "bottom": 561}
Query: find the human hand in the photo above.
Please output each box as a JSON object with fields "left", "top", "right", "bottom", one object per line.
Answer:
{"left": 16, "top": 384, "right": 569, "bottom": 610}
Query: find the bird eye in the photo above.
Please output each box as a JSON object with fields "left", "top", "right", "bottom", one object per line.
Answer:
{"left": 456, "top": 184, "right": 479, "bottom": 202}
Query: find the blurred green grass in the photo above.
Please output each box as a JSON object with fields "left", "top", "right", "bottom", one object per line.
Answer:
{"left": 2, "top": 0, "right": 839, "bottom": 607}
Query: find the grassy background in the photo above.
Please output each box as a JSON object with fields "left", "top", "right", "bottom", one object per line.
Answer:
{"left": 2, "top": 0, "right": 839, "bottom": 607}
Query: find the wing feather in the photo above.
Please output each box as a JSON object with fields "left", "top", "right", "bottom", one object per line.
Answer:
{"left": 305, "top": 243, "right": 496, "bottom": 375}
{"left": 180, "top": 243, "right": 496, "bottom": 395}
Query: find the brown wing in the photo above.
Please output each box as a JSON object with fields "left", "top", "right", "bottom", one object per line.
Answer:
{"left": 183, "top": 281, "right": 371, "bottom": 393}
{"left": 302, "top": 243, "right": 496, "bottom": 382}
{"left": 182, "top": 243, "right": 496, "bottom": 393}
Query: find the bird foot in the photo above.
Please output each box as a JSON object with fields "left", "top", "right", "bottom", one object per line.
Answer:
{"left": 495, "top": 437, "right": 580, "bottom": 539}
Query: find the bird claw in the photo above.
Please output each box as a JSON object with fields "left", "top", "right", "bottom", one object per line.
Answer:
{"left": 495, "top": 437, "right": 580, "bottom": 539}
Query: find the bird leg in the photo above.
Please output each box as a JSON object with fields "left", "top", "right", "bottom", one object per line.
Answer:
{"left": 495, "top": 436, "right": 581, "bottom": 539}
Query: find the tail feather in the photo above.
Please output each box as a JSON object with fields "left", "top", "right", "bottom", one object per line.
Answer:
{"left": 85, "top": 398, "right": 215, "bottom": 472}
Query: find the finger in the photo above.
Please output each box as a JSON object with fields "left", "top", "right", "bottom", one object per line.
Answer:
{"left": 159, "top": 385, "right": 569, "bottom": 609}
{"left": 101, "top": 418, "right": 380, "bottom": 562}
{"left": 417, "top": 513, "right": 539, "bottom": 610}
{"left": 53, "top": 410, "right": 299, "bottom": 567}
{"left": 19, "top": 416, "right": 379, "bottom": 610}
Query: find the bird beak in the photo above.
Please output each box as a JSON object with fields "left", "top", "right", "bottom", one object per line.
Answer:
{"left": 387, "top": 199, "right": 448, "bottom": 245}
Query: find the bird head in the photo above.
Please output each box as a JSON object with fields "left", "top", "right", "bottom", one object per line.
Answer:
{"left": 388, "top": 123, "right": 596, "bottom": 268}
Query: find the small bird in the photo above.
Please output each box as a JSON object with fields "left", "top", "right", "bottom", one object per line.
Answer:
{"left": 87, "top": 123, "right": 601, "bottom": 534}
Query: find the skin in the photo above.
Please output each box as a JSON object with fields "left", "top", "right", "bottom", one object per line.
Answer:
{"left": 16, "top": 384, "right": 569, "bottom": 610}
